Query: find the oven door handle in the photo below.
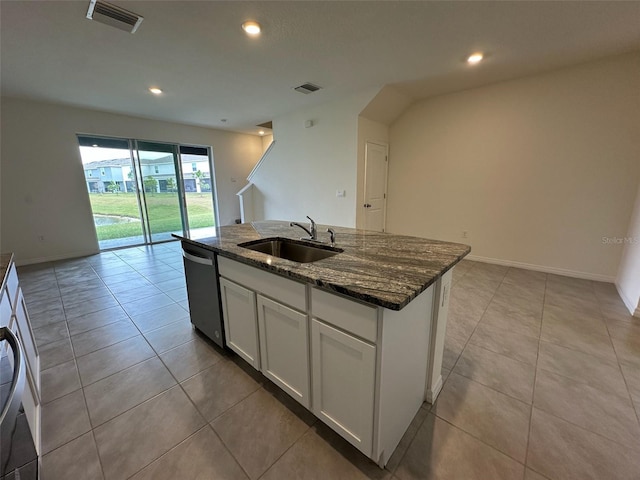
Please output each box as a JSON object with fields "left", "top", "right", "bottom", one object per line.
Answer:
{"left": 0, "top": 326, "right": 26, "bottom": 427}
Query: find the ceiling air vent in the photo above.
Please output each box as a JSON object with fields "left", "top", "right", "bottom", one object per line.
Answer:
{"left": 294, "top": 83, "right": 322, "bottom": 95}
{"left": 86, "top": 0, "right": 144, "bottom": 34}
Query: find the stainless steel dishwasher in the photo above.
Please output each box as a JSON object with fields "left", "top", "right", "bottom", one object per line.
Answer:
{"left": 181, "top": 242, "right": 225, "bottom": 348}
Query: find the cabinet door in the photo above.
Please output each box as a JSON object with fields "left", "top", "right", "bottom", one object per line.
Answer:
{"left": 13, "top": 289, "right": 40, "bottom": 393}
{"left": 257, "top": 295, "right": 309, "bottom": 408}
{"left": 9, "top": 291, "right": 41, "bottom": 456}
{"left": 1, "top": 288, "right": 11, "bottom": 328}
{"left": 220, "top": 278, "right": 260, "bottom": 369}
{"left": 311, "top": 318, "right": 376, "bottom": 457}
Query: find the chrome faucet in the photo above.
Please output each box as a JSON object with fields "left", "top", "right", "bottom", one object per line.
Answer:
{"left": 327, "top": 228, "right": 336, "bottom": 245}
{"left": 290, "top": 216, "right": 317, "bottom": 241}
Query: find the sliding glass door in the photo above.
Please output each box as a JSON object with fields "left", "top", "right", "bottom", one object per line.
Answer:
{"left": 78, "top": 135, "right": 217, "bottom": 250}
{"left": 135, "top": 141, "right": 186, "bottom": 243}
{"left": 180, "top": 145, "right": 217, "bottom": 238}
{"left": 78, "top": 136, "right": 146, "bottom": 249}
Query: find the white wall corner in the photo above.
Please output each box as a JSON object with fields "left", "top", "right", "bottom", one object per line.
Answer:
{"left": 615, "top": 181, "right": 640, "bottom": 317}
{"left": 249, "top": 88, "right": 380, "bottom": 227}
{"left": 247, "top": 140, "right": 275, "bottom": 182}
{"left": 359, "top": 85, "right": 414, "bottom": 125}
{"left": 387, "top": 53, "right": 640, "bottom": 281}
{"left": 615, "top": 282, "right": 640, "bottom": 317}
{"left": 237, "top": 183, "right": 255, "bottom": 223}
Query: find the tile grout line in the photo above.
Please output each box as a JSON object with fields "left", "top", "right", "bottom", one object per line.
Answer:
{"left": 33, "top": 252, "right": 640, "bottom": 478}
{"left": 48, "top": 266, "right": 109, "bottom": 480}
{"left": 76, "top": 246, "right": 188, "bottom": 480}
{"left": 254, "top": 424, "right": 313, "bottom": 480}
{"left": 522, "top": 270, "right": 547, "bottom": 474}
{"left": 447, "top": 264, "right": 509, "bottom": 377}
{"left": 39, "top": 248, "right": 186, "bottom": 479}
{"left": 530, "top": 279, "right": 640, "bottom": 452}
{"left": 596, "top": 287, "right": 640, "bottom": 427}
{"left": 430, "top": 265, "right": 538, "bottom": 471}
{"left": 384, "top": 408, "right": 429, "bottom": 475}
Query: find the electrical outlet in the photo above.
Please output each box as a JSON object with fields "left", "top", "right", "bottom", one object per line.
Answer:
{"left": 462, "top": 231, "right": 468, "bottom": 239}
{"left": 37, "top": 235, "right": 45, "bottom": 242}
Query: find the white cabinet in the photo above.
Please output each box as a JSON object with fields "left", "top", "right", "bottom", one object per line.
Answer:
{"left": 257, "top": 295, "right": 310, "bottom": 408}
{"left": 216, "top": 256, "right": 449, "bottom": 467}
{"left": 426, "top": 269, "right": 452, "bottom": 403}
{"left": 13, "top": 290, "right": 40, "bottom": 393}
{"left": 311, "top": 318, "right": 376, "bottom": 456}
{"left": 220, "top": 277, "right": 260, "bottom": 369}
{"left": 218, "top": 257, "right": 308, "bottom": 394}
{"left": 1, "top": 287, "right": 11, "bottom": 328}
{"left": 1, "top": 260, "right": 41, "bottom": 456}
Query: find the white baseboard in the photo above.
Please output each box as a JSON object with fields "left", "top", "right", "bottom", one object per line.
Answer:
{"left": 465, "top": 254, "right": 616, "bottom": 283}
{"left": 15, "top": 249, "right": 100, "bottom": 266}
{"left": 614, "top": 283, "right": 640, "bottom": 318}
{"left": 425, "top": 375, "right": 443, "bottom": 404}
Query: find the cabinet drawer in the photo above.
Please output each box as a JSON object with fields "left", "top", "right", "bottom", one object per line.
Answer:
{"left": 311, "top": 288, "right": 378, "bottom": 343}
{"left": 218, "top": 256, "right": 306, "bottom": 311}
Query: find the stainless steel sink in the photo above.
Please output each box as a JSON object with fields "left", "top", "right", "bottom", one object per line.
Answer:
{"left": 238, "top": 237, "right": 343, "bottom": 263}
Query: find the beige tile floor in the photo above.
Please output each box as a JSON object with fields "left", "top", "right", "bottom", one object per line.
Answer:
{"left": 19, "top": 243, "right": 640, "bottom": 480}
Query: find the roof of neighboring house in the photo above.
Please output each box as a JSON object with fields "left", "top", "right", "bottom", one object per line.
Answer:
{"left": 83, "top": 158, "right": 133, "bottom": 169}
{"left": 83, "top": 155, "right": 208, "bottom": 170}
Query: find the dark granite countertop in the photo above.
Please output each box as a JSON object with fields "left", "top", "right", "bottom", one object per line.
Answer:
{"left": 175, "top": 221, "right": 470, "bottom": 311}
{"left": 0, "top": 253, "right": 14, "bottom": 292}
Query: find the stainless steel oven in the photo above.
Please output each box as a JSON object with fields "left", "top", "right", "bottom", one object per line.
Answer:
{"left": 1, "top": 327, "right": 38, "bottom": 480}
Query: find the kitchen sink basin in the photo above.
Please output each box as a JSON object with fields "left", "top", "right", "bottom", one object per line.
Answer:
{"left": 238, "top": 237, "right": 343, "bottom": 263}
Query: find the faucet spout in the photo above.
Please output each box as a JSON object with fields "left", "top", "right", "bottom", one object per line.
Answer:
{"left": 290, "top": 222, "right": 312, "bottom": 238}
{"left": 290, "top": 216, "right": 318, "bottom": 241}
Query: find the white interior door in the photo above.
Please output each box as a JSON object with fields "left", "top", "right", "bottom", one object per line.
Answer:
{"left": 364, "top": 142, "right": 388, "bottom": 232}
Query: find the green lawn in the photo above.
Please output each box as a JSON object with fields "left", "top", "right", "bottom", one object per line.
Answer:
{"left": 89, "top": 192, "right": 215, "bottom": 241}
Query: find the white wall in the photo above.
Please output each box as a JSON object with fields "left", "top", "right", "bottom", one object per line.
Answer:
{"left": 387, "top": 52, "right": 640, "bottom": 281}
{"left": 0, "top": 98, "right": 263, "bottom": 264}
{"left": 250, "top": 89, "right": 377, "bottom": 227}
{"left": 616, "top": 183, "right": 640, "bottom": 316}
{"left": 261, "top": 134, "right": 274, "bottom": 152}
{"left": 356, "top": 117, "right": 389, "bottom": 229}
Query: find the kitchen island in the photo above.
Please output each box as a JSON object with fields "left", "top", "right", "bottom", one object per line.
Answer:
{"left": 175, "top": 220, "right": 470, "bottom": 467}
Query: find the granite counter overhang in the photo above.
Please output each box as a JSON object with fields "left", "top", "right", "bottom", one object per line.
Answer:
{"left": 174, "top": 221, "right": 470, "bottom": 311}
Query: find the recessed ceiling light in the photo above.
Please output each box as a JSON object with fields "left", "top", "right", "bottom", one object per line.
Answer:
{"left": 242, "top": 21, "right": 261, "bottom": 35}
{"left": 148, "top": 87, "right": 163, "bottom": 95}
{"left": 258, "top": 130, "right": 265, "bottom": 136}
{"left": 467, "top": 53, "right": 483, "bottom": 65}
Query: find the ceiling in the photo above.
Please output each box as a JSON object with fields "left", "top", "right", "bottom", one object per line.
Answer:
{"left": 1, "top": 1, "right": 639, "bottom": 135}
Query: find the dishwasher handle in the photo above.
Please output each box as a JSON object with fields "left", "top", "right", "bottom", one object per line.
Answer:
{"left": 0, "top": 327, "right": 26, "bottom": 428}
{"left": 182, "top": 249, "right": 214, "bottom": 266}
